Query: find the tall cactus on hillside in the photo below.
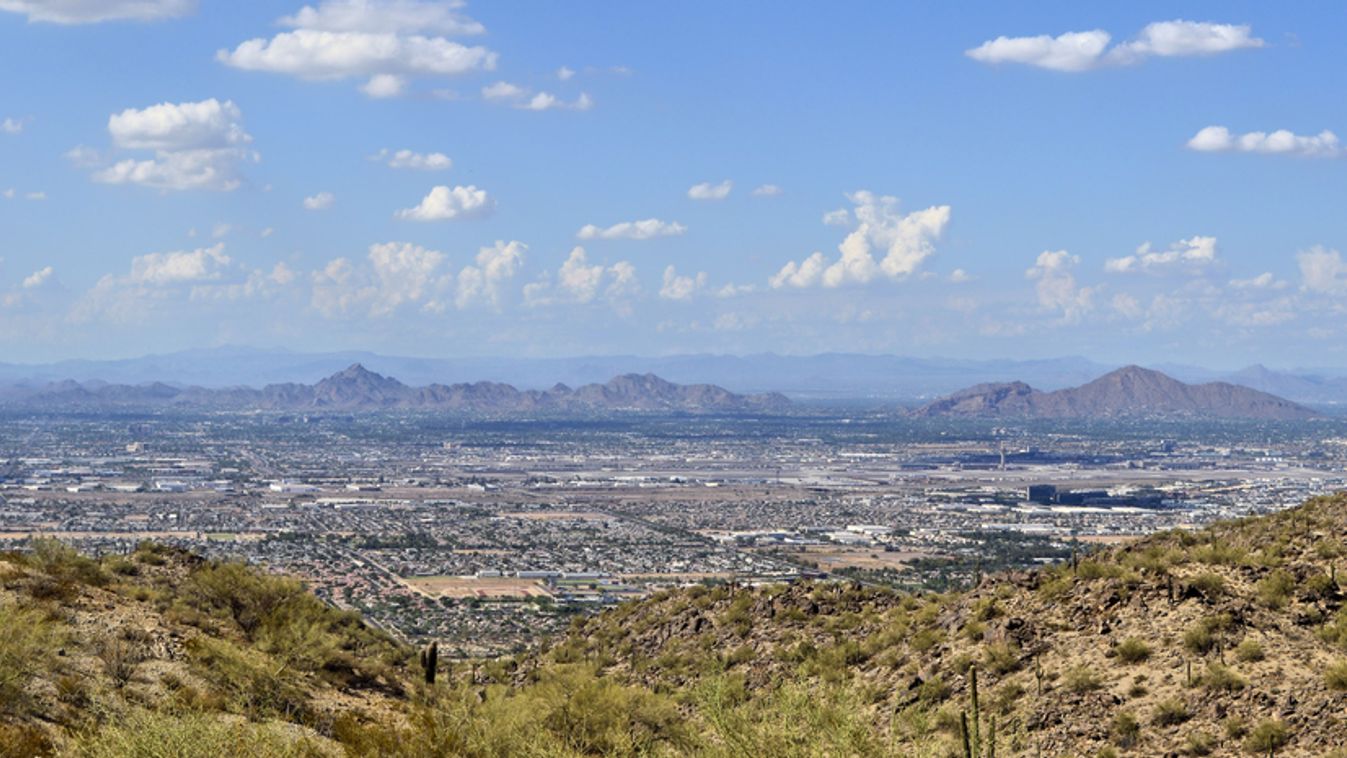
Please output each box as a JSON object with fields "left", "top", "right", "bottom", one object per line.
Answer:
{"left": 419, "top": 641, "right": 439, "bottom": 685}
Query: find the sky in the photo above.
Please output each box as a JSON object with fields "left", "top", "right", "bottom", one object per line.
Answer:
{"left": 1, "top": 1, "right": 1345, "bottom": 368}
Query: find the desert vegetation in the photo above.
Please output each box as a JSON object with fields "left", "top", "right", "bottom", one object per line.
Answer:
{"left": 6, "top": 494, "right": 1347, "bottom": 755}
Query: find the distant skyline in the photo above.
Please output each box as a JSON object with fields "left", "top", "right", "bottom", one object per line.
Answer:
{"left": 2, "top": 2, "right": 1346, "bottom": 367}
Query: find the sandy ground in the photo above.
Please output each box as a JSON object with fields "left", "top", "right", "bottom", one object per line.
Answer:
{"left": 401, "top": 575, "right": 552, "bottom": 599}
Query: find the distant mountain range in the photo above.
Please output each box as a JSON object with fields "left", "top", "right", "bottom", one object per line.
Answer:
{"left": 2, "top": 347, "right": 1346, "bottom": 406}
{"left": 910, "top": 366, "right": 1319, "bottom": 420}
{"left": 0, "top": 364, "right": 790, "bottom": 414}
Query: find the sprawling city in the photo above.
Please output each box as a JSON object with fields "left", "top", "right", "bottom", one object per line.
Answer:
{"left": 4, "top": 388, "right": 1344, "bottom": 656}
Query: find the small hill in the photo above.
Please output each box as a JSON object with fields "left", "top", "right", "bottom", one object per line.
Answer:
{"left": 912, "top": 365, "right": 1318, "bottom": 420}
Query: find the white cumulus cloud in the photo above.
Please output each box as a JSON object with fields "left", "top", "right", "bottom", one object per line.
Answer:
{"left": 279, "top": 0, "right": 483, "bottom": 35}
{"left": 482, "top": 81, "right": 592, "bottom": 111}
{"left": 1228, "top": 272, "right": 1287, "bottom": 290}
{"left": 218, "top": 3, "right": 495, "bottom": 96}
{"left": 577, "top": 218, "right": 686, "bottom": 241}
{"left": 1187, "top": 125, "right": 1341, "bottom": 158}
{"left": 751, "top": 184, "right": 782, "bottom": 197}
{"left": 771, "top": 191, "right": 950, "bottom": 288}
{"left": 1026, "top": 250, "right": 1095, "bottom": 322}
{"left": 687, "top": 180, "right": 732, "bottom": 201}
{"left": 0, "top": 0, "right": 194, "bottom": 24}
{"left": 525, "top": 247, "right": 638, "bottom": 307}
{"left": 967, "top": 20, "right": 1262, "bottom": 72}
{"left": 395, "top": 184, "right": 493, "bottom": 221}
{"left": 659, "top": 265, "right": 708, "bottom": 301}
{"left": 21, "top": 266, "right": 53, "bottom": 289}
{"left": 303, "top": 191, "right": 335, "bottom": 210}
{"left": 375, "top": 148, "right": 452, "bottom": 170}
{"left": 107, "top": 98, "right": 250, "bottom": 151}
{"left": 360, "top": 73, "right": 406, "bottom": 98}
{"left": 130, "top": 243, "right": 231, "bottom": 285}
{"left": 456, "top": 240, "right": 524, "bottom": 309}
{"left": 311, "top": 241, "right": 452, "bottom": 317}
{"left": 1299, "top": 246, "right": 1347, "bottom": 295}
{"left": 1104, "top": 235, "right": 1218, "bottom": 274}
{"left": 92, "top": 99, "right": 256, "bottom": 191}
{"left": 1, "top": 117, "right": 24, "bottom": 134}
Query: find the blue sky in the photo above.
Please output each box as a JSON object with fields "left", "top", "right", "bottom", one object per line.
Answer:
{"left": 1, "top": 1, "right": 1345, "bottom": 368}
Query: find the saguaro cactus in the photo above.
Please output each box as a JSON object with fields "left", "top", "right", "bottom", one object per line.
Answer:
{"left": 419, "top": 641, "right": 439, "bottom": 685}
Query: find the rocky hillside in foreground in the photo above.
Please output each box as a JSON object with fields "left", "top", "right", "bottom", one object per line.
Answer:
{"left": 0, "top": 364, "right": 790, "bottom": 414}
{"left": 553, "top": 493, "right": 1347, "bottom": 756}
{"left": 911, "top": 365, "right": 1318, "bottom": 420}
{"left": 8, "top": 496, "right": 1347, "bottom": 755}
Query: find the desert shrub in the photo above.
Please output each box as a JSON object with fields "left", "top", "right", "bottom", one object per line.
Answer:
{"left": 97, "top": 633, "right": 146, "bottom": 689}
{"left": 101, "top": 555, "right": 139, "bottom": 577}
{"left": 0, "top": 603, "right": 66, "bottom": 716}
{"left": 1111, "top": 712, "right": 1140, "bottom": 748}
{"left": 1183, "top": 614, "right": 1232, "bottom": 655}
{"left": 1184, "top": 730, "right": 1217, "bottom": 755}
{"left": 0, "top": 723, "right": 54, "bottom": 758}
{"left": 695, "top": 676, "right": 885, "bottom": 758}
{"left": 70, "top": 710, "right": 326, "bottom": 758}
{"left": 181, "top": 561, "right": 403, "bottom": 686}
{"left": 1122, "top": 545, "right": 1178, "bottom": 573}
{"left": 1304, "top": 573, "right": 1337, "bottom": 599}
{"left": 186, "top": 637, "right": 312, "bottom": 722}
{"left": 990, "top": 681, "right": 1025, "bottom": 714}
{"left": 1191, "top": 542, "right": 1245, "bottom": 566}
{"left": 961, "top": 619, "right": 987, "bottom": 641}
{"left": 1077, "top": 561, "right": 1127, "bottom": 580}
{"left": 1320, "top": 607, "right": 1347, "bottom": 649}
{"left": 971, "top": 596, "right": 1001, "bottom": 622}
{"left": 909, "top": 627, "right": 942, "bottom": 652}
{"left": 1063, "top": 666, "right": 1102, "bottom": 694}
{"left": 1224, "top": 716, "right": 1249, "bottom": 739}
{"left": 1114, "top": 637, "right": 1151, "bottom": 664}
{"left": 917, "top": 676, "right": 951, "bottom": 704}
{"left": 1152, "top": 697, "right": 1189, "bottom": 726}
{"left": 29, "top": 538, "right": 108, "bottom": 588}
{"left": 342, "top": 666, "right": 698, "bottom": 757}
{"left": 1201, "top": 662, "right": 1246, "bottom": 693}
{"left": 983, "top": 641, "right": 1020, "bottom": 675}
{"left": 1234, "top": 638, "right": 1265, "bottom": 663}
{"left": 1325, "top": 660, "right": 1347, "bottom": 691}
{"left": 1255, "top": 570, "right": 1296, "bottom": 609}
{"left": 1243, "top": 719, "right": 1289, "bottom": 754}
{"left": 1188, "top": 572, "right": 1226, "bottom": 599}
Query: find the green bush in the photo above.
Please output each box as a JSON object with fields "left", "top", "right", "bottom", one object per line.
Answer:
{"left": 1063, "top": 666, "right": 1103, "bottom": 694}
{"left": 982, "top": 641, "right": 1020, "bottom": 675}
{"left": 1234, "top": 638, "right": 1265, "bottom": 663}
{"left": 1183, "top": 614, "right": 1232, "bottom": 656}
{"left": 70, "top": 710, "right": 326, "bottom": 758}
{"left": 0, "top": 603, "right": 66, "bottom": 716}
{"left": 1243, "top": 719, "right": 1289, "bottom": 754}
{"left": 1111, "top": 711, "right": 1140, "bottom": 748}
{"left": 1188, "top": 572, "right": 1226, "bottom": 599}
{"left": 186, "top": 637, "right": 313, "bottom": 722}
{"left": 1114, "top": 637, "right": 1151, "bottom": 664}
{"left": 1325, "top": 660, "right": 1347, "bottom": 691}
{"left": 1184, "top": 730, "right": 1217, "bottom": 756}
{"left": 1201, "top": 662, "right": 1246, "bottom": 693}
{"left": 1255, "top": 570, "right": 1296, "bottom": 609}
{"left": 1152, "top": 698, "right": 1189, "bottom": 726}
